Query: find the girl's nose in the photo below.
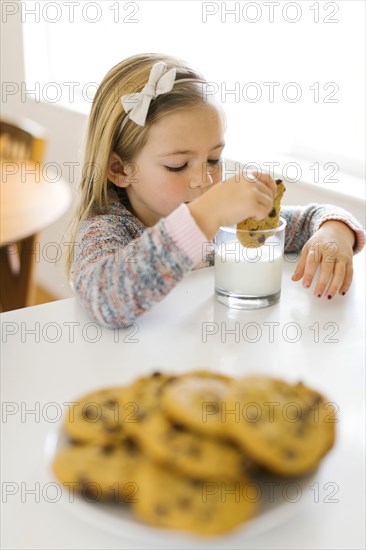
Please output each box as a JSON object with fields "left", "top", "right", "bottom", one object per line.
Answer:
{"left": 189, "top": 166, "right": 214, "bottom": 189}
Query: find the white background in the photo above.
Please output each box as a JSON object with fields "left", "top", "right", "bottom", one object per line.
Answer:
{"left": 21, "top": 0, "right": 365, "bottom": 174}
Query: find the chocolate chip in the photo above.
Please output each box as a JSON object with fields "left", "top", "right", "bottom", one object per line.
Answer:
{"left": 82, "top": 406, "right": 98, "bottom": 421}
{"left": 239, "top": 456, "right": 252, "bottom": 474}
{"left": 275, "top": 179, "right": 282, "bottom": 185}
{"left": 69, "top": 439, "right": 83, "bottom": 446}
{"left": 311, "top": 396, "right": 322, "bottom": 406}
{"left": 102, "top": 421, "right": 121, "bottom": 434}
{"left": 268, "top": 207, "right": 276, "bottom": 218}
{"left": 103, "top": 399, "right": 117, "bottom": 408}
{"left": 135, "top": 411, "right": 146, "bottom": 421}
{"left": 249, "top": 231, "right": 255, "bottom": 236}
{"left": 78, "top": 476, "right": 89, "bottom": 488}
{"left": 189, "top": 479, "right": 203, "bottom": 488}
{"left": 171, "top": 421, "right": 186, "bottom": 432}
{"left": 78, "top": 478, "right": 100, "bottom": 501}
{"left": 155, "top": 504, "right": 168, "bottom": 516}
{"left": 284, "top": 448, "right": 297, "bottom": 460}
{"left": 301, "top": 395, "right": 322, "bottom": 421}
{"left": 101, "top": 444, "right": 115, "bottom": 455}
{"left": 257, "top": 235, "right": 266, "bottom": 244}
{"left": 122, "top": 436, "right": 139, "bottom": 455}
{"left": 152, "top": 371, "right": 162, "bottom": 378}
{"left": 177, "top": 496, "right": 191, "bottom": 509}
{"left": 186, "top": 445, "right": 201, "bottom": 457}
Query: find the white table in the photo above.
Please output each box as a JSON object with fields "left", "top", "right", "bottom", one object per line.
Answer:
{"left": 1, "top": 253, "right": 365, "bottom": 550}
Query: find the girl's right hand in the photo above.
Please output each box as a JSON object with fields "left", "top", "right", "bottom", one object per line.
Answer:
{"left": 188, "top": 171, "right": 277, "bottom": 240}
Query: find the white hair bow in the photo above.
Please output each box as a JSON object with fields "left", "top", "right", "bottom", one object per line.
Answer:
{"left": 121, "top": 62, "right": 177, "bottom": 127}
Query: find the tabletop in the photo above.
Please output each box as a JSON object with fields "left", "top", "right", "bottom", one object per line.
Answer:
{"left": 0, "top": 160, "right": 72, "bottom": 244}
{"left": 1, "top": 253, "right": 365, "bottom": 549}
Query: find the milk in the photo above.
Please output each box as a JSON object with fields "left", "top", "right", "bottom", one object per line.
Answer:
{"left": 215, "top": 238, "right": 283, "bottom": 296}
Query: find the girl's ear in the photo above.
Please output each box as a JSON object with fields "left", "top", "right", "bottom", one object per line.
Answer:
{"left": 108, "top": 152, "right": 131, "bottom": 188}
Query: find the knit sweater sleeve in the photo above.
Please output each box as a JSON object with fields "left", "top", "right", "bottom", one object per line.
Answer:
{"left": 281, "top": 204, "right": 365, "bottom": 254}
{"left": 72, "top": 203, "right": 208, "bottom": 329}
{"left": 73, "top": 201, "right": 364, "bottom": 329}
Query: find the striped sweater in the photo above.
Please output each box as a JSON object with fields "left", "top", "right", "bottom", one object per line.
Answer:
{"left": 72, "top": 191, "right": 365, "bottom": 329}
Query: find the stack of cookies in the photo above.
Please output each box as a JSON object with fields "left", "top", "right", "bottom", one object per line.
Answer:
{"left": 53, "top": 370, "right": 336, "bottom": 536}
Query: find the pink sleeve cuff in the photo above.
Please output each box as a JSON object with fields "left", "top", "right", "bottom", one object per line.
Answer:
{"left": 164, "top": 203, "right": 211, "bottom": 265}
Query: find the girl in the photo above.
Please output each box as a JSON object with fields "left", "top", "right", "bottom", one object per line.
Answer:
{"left": 68, "top": 53, "right": 365, "bottom": 329}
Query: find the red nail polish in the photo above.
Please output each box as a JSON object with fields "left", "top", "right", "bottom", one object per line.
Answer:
{"left": 327, "top": 295, "right": 332, "bottom": 300}
{"left": 341, "top": 291, "right": 346, "bottom": 296}
{"left": 317, "top": 294, "right": 321, "bottom": 298}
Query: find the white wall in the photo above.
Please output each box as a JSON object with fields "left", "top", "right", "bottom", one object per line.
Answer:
{"left": 1, "top": 2, "right": 364, "bottom": 300}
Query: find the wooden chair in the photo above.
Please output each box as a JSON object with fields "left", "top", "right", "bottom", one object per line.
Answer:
{"left": 0, "top": 116, "right": 46, "bottom": 164}
{"left": 0, "top": 115, "right": 47, "bottom": 312}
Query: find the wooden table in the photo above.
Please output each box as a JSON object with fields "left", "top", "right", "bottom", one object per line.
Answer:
{"left": 0, "top": 160, "right": 72, "bottom": 310}
{"left": 1, "top": 253, "right": 365, "bottom": 549}
{"left": 0, "top": 160, "right": 71, "bottom": 245}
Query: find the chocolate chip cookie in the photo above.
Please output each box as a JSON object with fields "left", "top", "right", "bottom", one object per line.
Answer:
{"left": 161, "top": 372, "right": 231, "bottom": 437}
{"left": 132, "top": 460, "right": 258, "bottom": 535}
{"left": 134, "top": 411, "right": 252, "bottom": 480}
{"left": 119, "top": 371, "right": 180, "bottom": 437}
{"left": 53, "top": 436, "right": 141, "bottom": 502}
{"left": 225, "top": 375, "right": 336, "bottom": 476}
{"left": 63, "top": 386, "right": 130, "bottom": 444}
{"left": 237, "top": 179, "right": 286, "bottom": 247}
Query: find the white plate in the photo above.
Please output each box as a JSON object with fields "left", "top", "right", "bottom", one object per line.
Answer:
{"left": 44, "top": 427, "right": 318, "bottom": 549}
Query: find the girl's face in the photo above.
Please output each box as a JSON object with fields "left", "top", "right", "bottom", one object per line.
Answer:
{"left": 118, "top": 103, "right": 225, "bottom": 227}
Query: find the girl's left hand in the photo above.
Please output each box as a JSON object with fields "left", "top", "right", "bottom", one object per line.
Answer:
{"left": 291, "top": 220, "right": 356, "bottom": 299}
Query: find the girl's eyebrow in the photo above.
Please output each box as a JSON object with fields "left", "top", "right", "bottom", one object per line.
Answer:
{"left": 159, "top": 143, "right": 225, "bottom": 157}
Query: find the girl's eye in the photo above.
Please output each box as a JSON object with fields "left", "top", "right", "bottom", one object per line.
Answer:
{"left": 165, "top": 164, "right": 187, "bottom": 172}
{"left": 165, "top": 159, "right": 221, "bottom": 172}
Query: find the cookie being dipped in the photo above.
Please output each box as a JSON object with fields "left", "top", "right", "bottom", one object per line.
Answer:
{"left": 237, "top": 179, "right": 286, "bottom": 248}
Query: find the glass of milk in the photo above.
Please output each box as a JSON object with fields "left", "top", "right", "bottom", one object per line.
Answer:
{"left": 214, "top": 217, "right": 287, "bottom": 309}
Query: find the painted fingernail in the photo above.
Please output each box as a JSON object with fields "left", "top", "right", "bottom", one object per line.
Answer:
{"left": 327, "top": 294, "right": 332, "bottom": 300}
{"left": 317, "top": 293, "right": 321, "bottom": 298}
{"left": 341, "top": 291, "right": 346, "bottom": 296}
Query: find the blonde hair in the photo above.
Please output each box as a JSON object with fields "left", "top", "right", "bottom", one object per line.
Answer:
{"left": 66, "top": 53, "right": 208, "bottom": 275}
